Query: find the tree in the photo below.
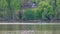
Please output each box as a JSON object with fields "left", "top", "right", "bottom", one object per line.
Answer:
{"left": 6, "top": 0, "right": 20, "bottom": 20}
{"left": 0, "top": 0, "right": 8, "bottom": 19}
{"left": 10, "top": 0, "right": 21, "bottom": 20}
{"left": 56, "top": 0, "right": 60, "bottom": 19}
{"left": 10, "top": 0, "right": 20, "bottom": 10}
{"left": 37, "top": 1, "right": 53, "bottom": 20}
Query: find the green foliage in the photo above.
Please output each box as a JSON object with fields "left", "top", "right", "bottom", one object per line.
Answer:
{"left": 22, "top": 9, "right": 35, "bottom": 20}
{"left": 35, "top": 9, "right": 42, "bottom": 19}
{"left": 57, "top": 0, "right": 60, "bottom": 19}
{"left": 22, "top": 1, "right": 53, "bottom": 20}
{"left": 32, "top": 0, "right": 38, "bottom": 3}
{"left": 0, "top": 0, "right": 8, "bottom": 18}
{"left": 0, "top": 0, "right": 8, "bottom": 9}
{"left": 0, "top": 0, "right": 60, "bottom": 20}
{"left": 32, "top": 0, "right": 36, "bottom": 2}
{"left": 57, "top": 0, "right": 60, "bottom": 6}
{"left": 0, "top": 0, "right": 21, "bottom": 19}
{"left": 38, "top": 1, "right": 53, "bottom": 19}
{"left": 10, "top": 0, "right": 20, "bottom": 19}
{"left": 10, "top": 0, "right": 20, "bottom": 10}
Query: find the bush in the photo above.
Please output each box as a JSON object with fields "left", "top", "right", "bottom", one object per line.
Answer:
{"left": 37, "top": 1, "right": 53, "bottom": 20}
{"left": 32, "top": 0, "right": 38, "bottom": 3}
{"left": 35, "top": 9, "right": 42, "bottom": 20}
{"left": 22, "top": 9, "right": 35, "bottom": 20}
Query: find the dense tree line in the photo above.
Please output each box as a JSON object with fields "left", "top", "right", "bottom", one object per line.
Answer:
{"left": 0, "top": 0, "right": 20, "bottom": 20}
{"left": 0, "top": 0, "right": 60, "bottom": 20}
{"left": 22, "top": 0, "right": 60, "bottom": 20}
